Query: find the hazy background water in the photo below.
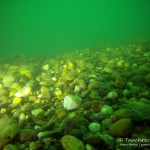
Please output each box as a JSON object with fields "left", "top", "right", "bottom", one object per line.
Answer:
{"left": 0, "top": 0, "right": 150, "bottom": 57}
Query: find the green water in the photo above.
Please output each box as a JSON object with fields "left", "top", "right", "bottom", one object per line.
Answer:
{"left": 0, "top": 0, "right": 150, "bottom": 57}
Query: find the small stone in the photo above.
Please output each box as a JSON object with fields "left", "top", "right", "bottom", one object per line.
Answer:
{"left": 68, "top": 112, "right": 77, "bottom": 119}
{"left": 19, "top": 68, "right": 33, "bottom": 78}
{"left": 19, "top": 113, "right": 26, "bottom": 124}
{"left": 81, "top": 90, "right": 90, "bottom": 98}
{"left": 20, "top": 103, "right": 33, "bottom": 112}
{"left": 99, "top": 133, "right": 115, "bottom": 149}
{"left": 42, "top": 64, "right": 49, "bottom": 70}
{"left": 110, "top": 118, "right": 132, "bottom": 137}
{"left": 63, "top": 95, "right": 82, "bottom": 110}
{"left": 3, "top": 144, "right": 18, "bottom": 150}
{"left": 127, "top": 82, "right": 133, "bottom": 88}
{"left": 39, "top": 91, "right": 51, "bottom": 99}
{"left": 0, "top": 117, "right": 19, "bottom": 149}
{"left": 88, "top": 122, "right": 101, "bottom": 133}
{"left": 85, "top": 144, "right": 96, "bottom": 150}
{"left": 1, "top": 108, "right": 7, "bottom": 114}
{"left": 107, "top": 91, "right": 118, "bottom": 99}
{"left": 123, "top": 89, "right": 130, "bottom": 96}
{"left": 74, "top": 85, "right": 81, "bottom": 93}
{"left": 37, "top": 131, "right": 50, "bottom": 139}
{"left": 55, "top": 88, "right": 62, "bottom": 96}
{"left": 29, "top": 141, "right": 41, "bottom": 150}
{"left": 13, "top": 97, "right": 23, "bottom": 104}
{"left": 2, "top": 76, "right": 15, "bottom": 87}
{"left": 61, "top": 135, "right": 85, "bottom": 150}
{"left": 88, "top": 81, "right": 100, "bottom": 90}
{"left": 55, "top": 88, "right": 63, "bottom": 100}
{"left": 56, "top": 108, "right": 66, "bottom": 119}
{"left": 144, "top": 74, "right": 150, "bottom": 84}
{"left": 83, "top": 134, "right": 106, "bottom": 148}
{"left": 31, "top": 108, "right": 45, "bottom": 117}
{"left": 18, "top": 129, "right": 37, "bottom": 142}
{"left": 101, "top": 105, "right": 113, "bottom": 116}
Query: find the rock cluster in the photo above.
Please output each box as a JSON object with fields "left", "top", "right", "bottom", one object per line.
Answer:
{"left": 0, "top": 40, "right": 150, "bottom": 149}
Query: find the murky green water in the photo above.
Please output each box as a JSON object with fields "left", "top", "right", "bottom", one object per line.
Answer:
{"left": 0, "top": 0, "right": 150, "bottom": 57}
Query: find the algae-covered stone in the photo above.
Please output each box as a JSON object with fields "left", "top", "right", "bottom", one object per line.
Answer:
{"left": 110, "top": 118, "right": 132, "bottom": 137}
{"left": 19, "top": 67, "right": 33, "bottom": 79}
{"left": 83, "top": 134, "right": 106, "bottom": 148}
{"left": 107, "top": 91, "right": 118, "bottom": 99}
{"left": 29, "top": 141, "right": 41, "bottom": 150}
{"left": 31, "top": 108, "right": 45, "bottom": 117}
{"left": 101, "top": 105, "right": 113, "bottom": 116}
{"left": 13, "top": 97, "right": 23, "bottom": 104}
{"left": 19, "top": 113, "right": 26, "bottom": 124}
{"left": 125, "top": 101, "right": 150, "bottom": 121}
{"left": 20, "top": 103, "right": 33, "bottom": 112}
{"left": 42, "top": 64, "right": 49, "bottom": 70}
{"left": 88, "top": 123, "right": 101, "bottom": 133}
{"left": 2, "top": 75, "right": 15, "bottom": 87}
{"left": 63, "top": 95, "right": 82, "bottom": 110}
{"left": 85, "top": 144, "right": 96, "bottom": 150}
{"left": 0, "top": 117, "right": 19, "bottom": 149}
{"left": 144, "top": 74, "right": 150, "bottom": 84}
{"left": 88, "top": 81, "right": 100, "bottom": 90}
{"left": 3, "top": 144, "right": 18, "bottom": 150}
{"left": 61, "top": 135, "right": 85, "bottom": 150}
{"left": 66, "top": 70, "right": 77, "bottom": 81}
{"left": 17, "top": 129, "right": 37, "bottom": 142}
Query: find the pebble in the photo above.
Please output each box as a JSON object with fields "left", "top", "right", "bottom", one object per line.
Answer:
{"left": 3, "top": 144, "right": 18, "bottom": 150}
{"left": 63, "top": 95, "right": 82, "bottom": 110}
{"left": 61, "top": 135, "right": 85, "bottom": 150}
{"left": 110, "top": 118, "right": 132, "bottom": 137}
{"left": 101, "top": 105, "right": 113, "bottom": 116}
{"left": 17, "top": 129, "right": 37, "bottom": 142}
{"left": 19, "top": 113, "right": 26, "bottom": 124}
{"left": 31, "top": 108, "right": 45, "bottom": 117}
{"left": 107, "top": 91, "right": 118, "bottom": 99}
{"left": 13, "top": 97, "right": 23, "bottom": 104}
{"left": 0, "top": 117, "right": 19, "bottom": 149}
{"left": 88, "top": 122, "right": 101, "bottom": 133}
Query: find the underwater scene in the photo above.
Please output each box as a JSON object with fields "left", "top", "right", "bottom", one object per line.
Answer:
{"left": 0, "top": 0, "right": 150, "bottom": 150}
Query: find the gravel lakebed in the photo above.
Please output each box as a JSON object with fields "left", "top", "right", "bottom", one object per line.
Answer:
{"left": 0, "top": 41, "right": 150, "bottom": 150}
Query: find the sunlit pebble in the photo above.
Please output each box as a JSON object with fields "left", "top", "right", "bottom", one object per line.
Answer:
{"left": 15, "top": 92, "right": 23, "bottom": 97}
{"left": 42, "top": 64, "right": 49, "bottom": 70}
{"left": 38, "top": 94, "right": 42, "bottom": 98}
{"left": 0, "top": 84, "right": 3, "bottom": 89}
{"left": 52, "top": 77, "right": 57, "bottom": 81}
{"left": 1, "top": 108, "right": 7, "bottom": 114}
{"left": 23, "top": 87, "right": 31, "bottom": 95}
{"left": 14, "top": 87, "right": 31, "bottom": 97}
{"left": 19, "top": 113, "right": 26, "bottom": 124}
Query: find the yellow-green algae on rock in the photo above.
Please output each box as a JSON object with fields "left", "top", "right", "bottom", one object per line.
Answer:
{"left": 0, "top": 117, "right": 19, "bottom": 149}
{"left": 61, "top": 135, "right": 85, "bottom": 150}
